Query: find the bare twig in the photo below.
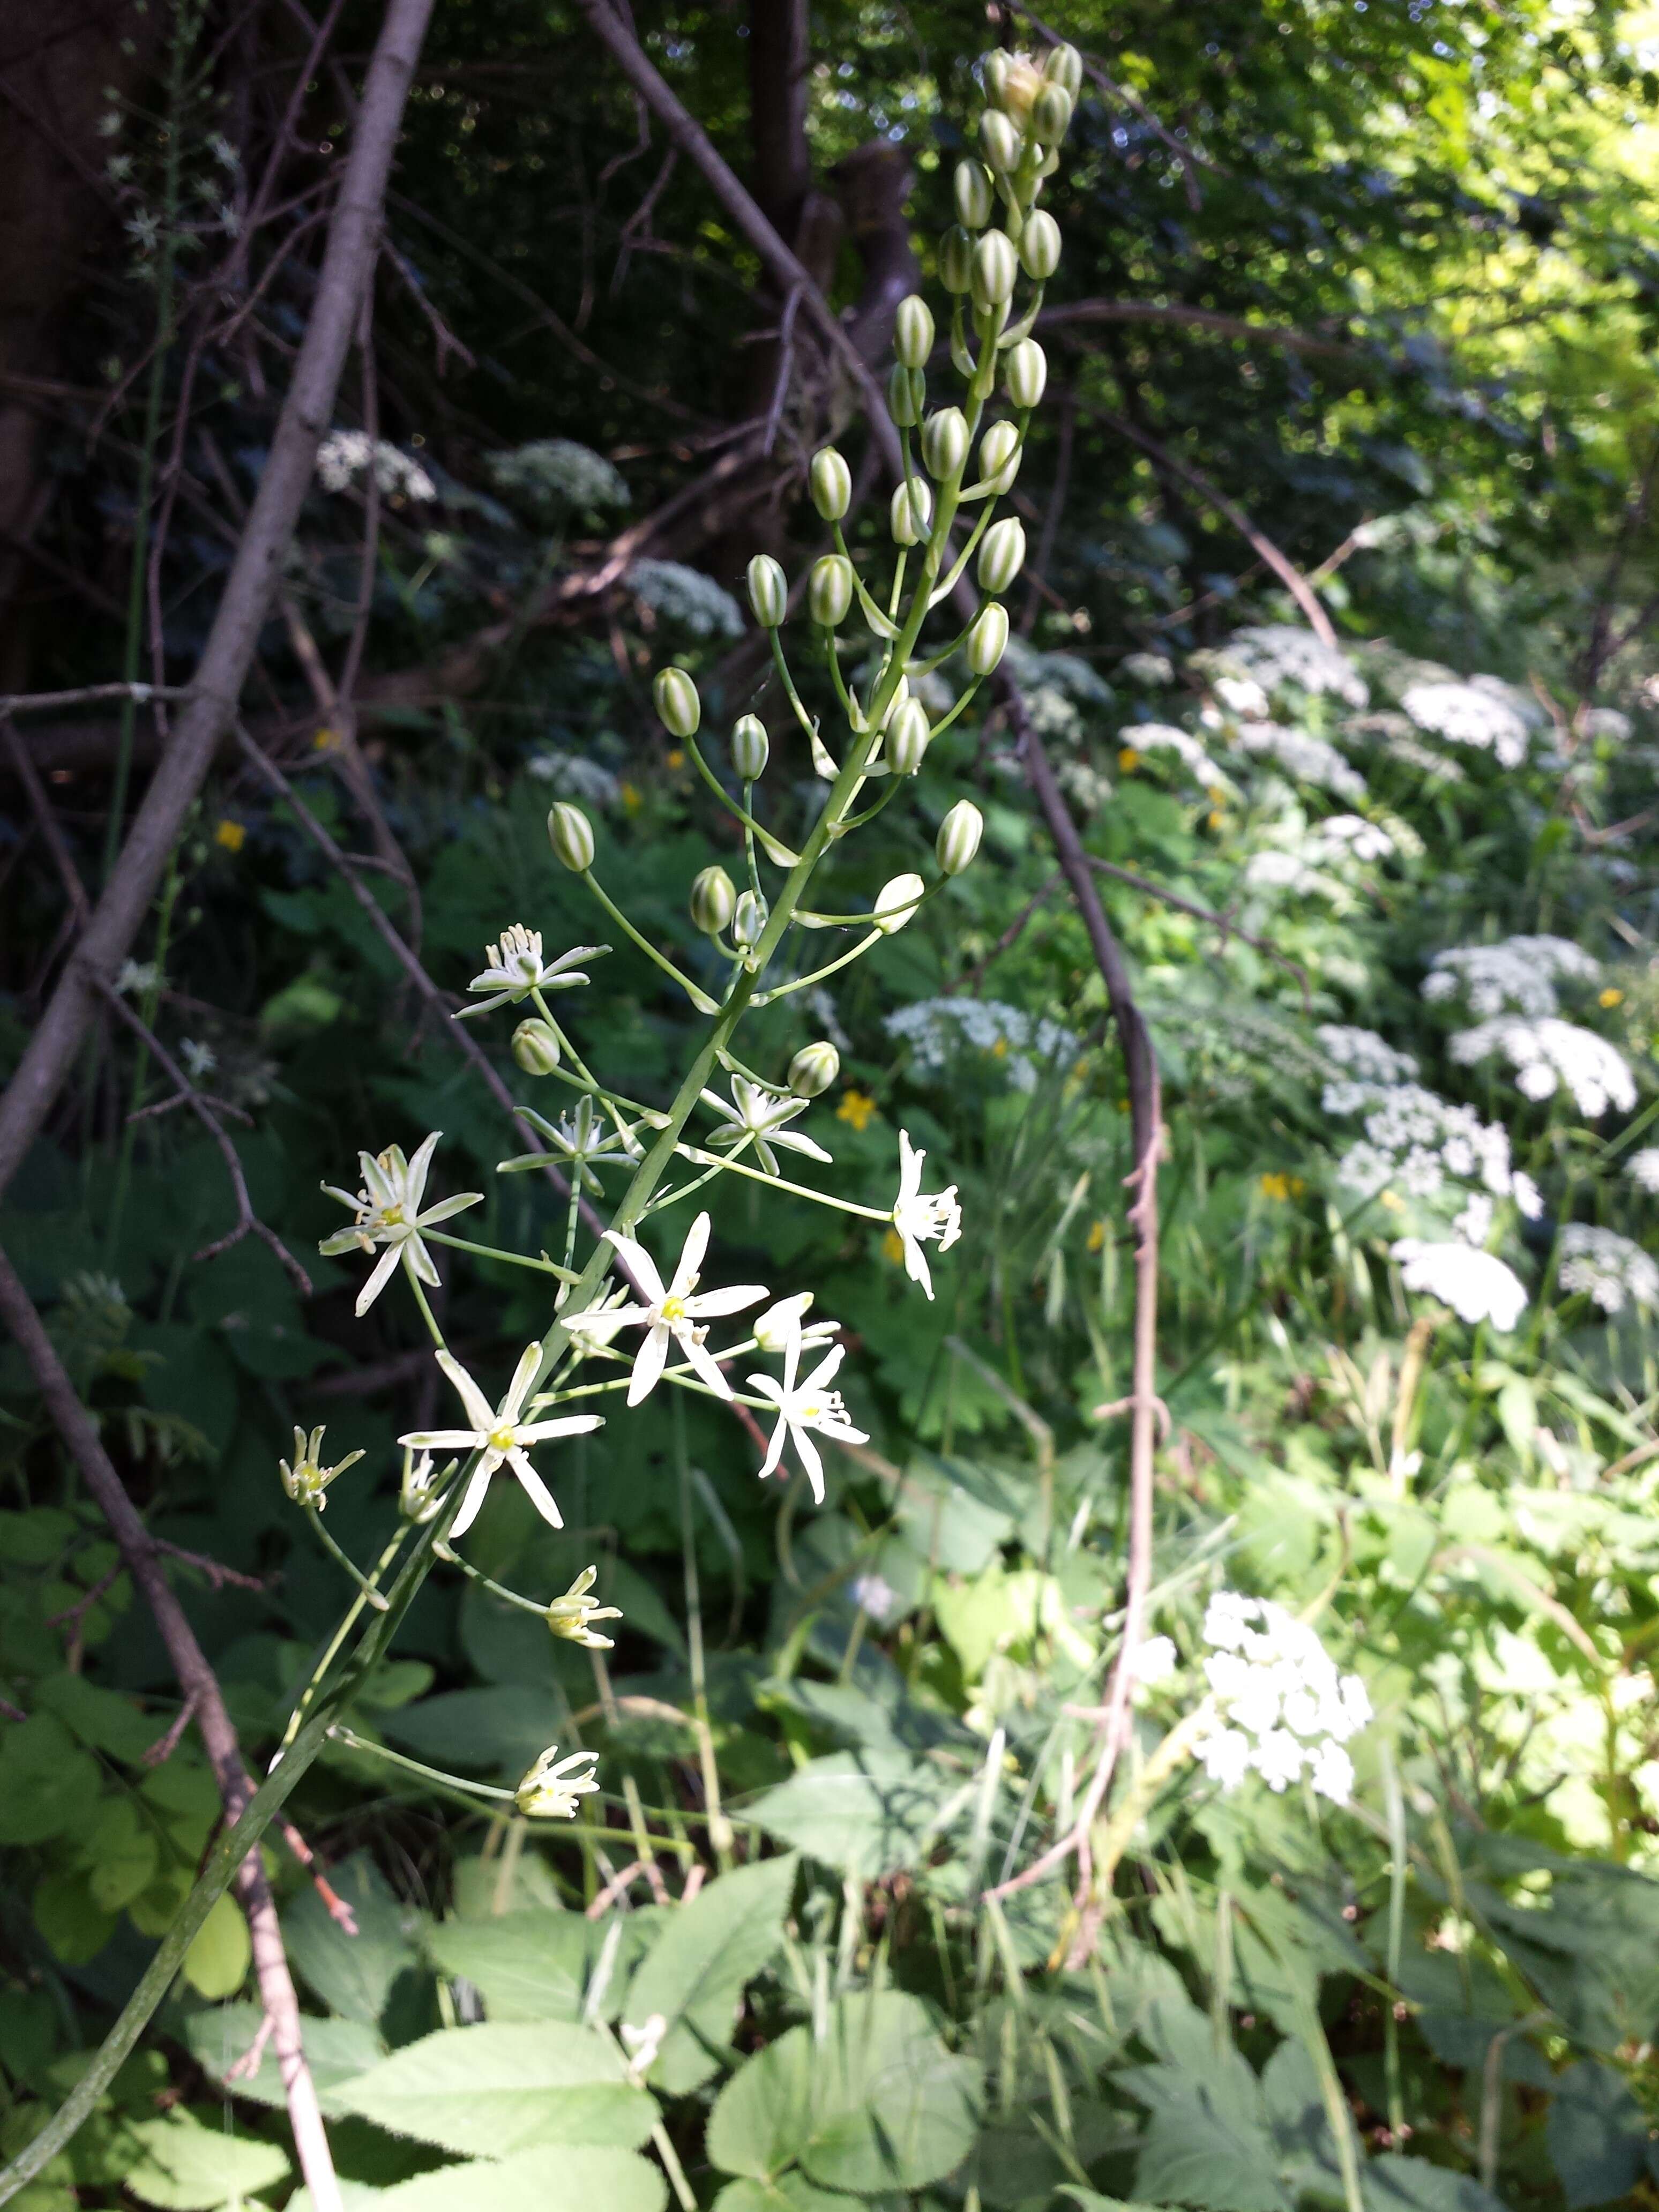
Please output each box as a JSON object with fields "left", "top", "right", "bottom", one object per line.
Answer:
{"left": 0, "top": 683, "right": 188, "bottom": 714}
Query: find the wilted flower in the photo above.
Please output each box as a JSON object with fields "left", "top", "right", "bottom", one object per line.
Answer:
{"left": 515, "top": 1745, "right": 600, "bottom": 1819}
{"left": 319, "top": 1132, "right": 483, "bottom": 1317}
{"left": 545, "top": 1565, "right": 623, "bottom": 1648}
{"left": 891, "top": 1130, "right": 962, "bottom": 1301}
{"left": 398, "top": 1345, "right": 603, "bottom": 1536}
{"left": 621, "top": 2015, "right": 667, "bottom": 2079}
{"left": 279, "top": 1425, "right": 364, "bottom": 1511}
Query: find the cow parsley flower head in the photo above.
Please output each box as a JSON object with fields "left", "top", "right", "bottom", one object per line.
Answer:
{"left": 515, "top": 1745, "right": 600, "bottom": 1819}
{"left": 1317, "top": 1026, "right": 1418, "bottom": 1089}
{"left": 1449, "top": 1018, "right": 1636, "bottom": 1119}
{"left": 1196, "top": 1594, "right": 1370, "bottom": 1804}
{"left": 885, "top": 998, "right": 1081, "bottom": 1095}
{"left": 1422, "top": 937, "right": 1600, "bottom": 1019}
{"left": 1231, "top": 723, "right": 1366, "bottom": 801}
{"left": 319, "top": 1132, "right": 484, "bottom": 1316}
{"left": 1120, "top": 651, "right": 1174, "bottom": 686}
{"left": 699, "top": 1077, "right": 832, "bottom": 1177}
{"left": 891, "top": 1130, "right": 962, "bottom": 1301}
{"left": 1312, "top": 814, "right": 1394, "bottom": 865}
{"left": 1557, "top": 1225, "right": 1659, "bottom": 1314}
{"left": 1392, "top": 1240, "right": 1528, "bottom": 1331}
{"left": 1122, "top": 722, "right": 1230, "bottom": 788}
{"left": 457, "top": 926, "right": 606, "bottom": 1019}
{"left": 1625, "top": 1148, "right": 1659, "bottom": 1195}
{"left": 1326, "top": 1082, "right": 1514, "bottom": 1203}
{"left": 748, "top": 1318, "right": 869, "bottom": 1503}
{"left": 567, "top": 1212, "right": 767, "bottom": 1404}
{"left": 317, "top": 430, "right": 436, "bottom": 502}
{"left": 1401, "top": 681, "right": 1529, "bottom": 767}
{"left": 1221, "top": 625, "right": 1369, "bottom": 707}
{"left": 626, "top": 558, "right": 743, "bottom": 640}
{"left": 399, "top": 1345, "right": 602, "bottom": 1536}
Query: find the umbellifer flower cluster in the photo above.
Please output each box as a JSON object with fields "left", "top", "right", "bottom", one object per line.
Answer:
{"left": 1449, "top": 1017, "right": 1636, "bottom": 1119}
{"left": 1556, "top": 1224, "right": 1659, "bottom": 1314}
{"left": 1197, "top": 1593, "right": 1372, "bottom": 1805}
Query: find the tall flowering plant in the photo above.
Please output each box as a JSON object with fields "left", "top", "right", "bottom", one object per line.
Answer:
{"left": 288, "top": 43, "right": 1083, "bottom": 1820}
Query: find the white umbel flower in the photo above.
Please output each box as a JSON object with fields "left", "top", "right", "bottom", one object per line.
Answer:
{"left": 747, "top": 1319, "right": 869, "bottom": 1502}
{"left": 455, "top": 925, "right": 607, "bottom": 1019}
{"left": 319, "top": 1132, "right": 483, "bottom": 1316}
{"left": 569, "top": 1212, "right": 767, "bottom": 1405}
{"left": 1393, "top": 1239, "right": 1528, "bottom": 1331}
{"left": 399, "top": 1344, "right": 602, "bottom": 1536}
{"left": 1196, "top": 1593, "right": 1370, "bottom": 1804}
{"left": 515, "top": 1744, "right": 600, "bottom": 1819}
{"left": 700, "top": 1076, "right": 832, "bottom": 1177}
{"left": 1449, "top": 1017, "right": 1635, "bottom": 1119}
{"left": 1626, "top": 1148, "right": 1659, "bottom": 1195}
{"left": 1557, "top": 1224, "right": 1659, "bottom": 1314}
{"left": 1423, "top": 936, "right": 1599, "bottom": 1019}
{"left": 891, "top": 1130, "right": 961, "bottom": 1301}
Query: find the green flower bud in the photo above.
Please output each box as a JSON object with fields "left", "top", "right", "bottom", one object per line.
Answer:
{"left": 653, "top": 666, "right": 700, "bottom": 739}
{"left": 979, "top": 419, "right": 1021, "bottom": 489}
{"left": 966, "top": 601, "right": 1010, "bottom": 677}
{"left": 548, "top": 801, "right": 595, "bottom": 871}
{"left": 982, "top": 49, "right": 1012, "bottom": 109}
{"left": 809, "top": 447, "right": 851, "bottom": 522}
{"left": 808, "top": 552, "right": 854, "bottom": 628}
{"left": 887, "top": 361, "right": 925, "bottom": 425}
{"left": 873, "top": 871, "right": 925, "bottom": 934}
{"left": 1032, "top": 83, "right": 1074, "bottom": 144}
{"left": 973, "top": 230, "right": 1019, "bottom": 309}
{"left": 936, "top": 797, "right": 984, "bottom": 877}
{"left": 732, "top": 888, "right": 767, "bottom": 950}
{"left": 731, "top": 713, "right": 769, "bottom": 780}
{"left": 788, "top": 1041, "right": 841, "bottom": 1098}
{"left": 921, "top": 406, "right": 969, "bottom": 481}
{"left": 977, "top": 516, "right": 1027, "bottom": 595}
{"left": 894, "top": 295, "right": 935, "bottom": 370}
{"left": 1044, "top": 42, "right": 1083, "bottom": 97}
{"left": 886, "top": 697, "right": 932, "bottom": 775}
{"left": 978, "top": 109, "right": 1021, "bottom": 173}
{"left": 1020, "top": 208, "right": 1062, "bottom": 280}
{"left": 954, "top": 159, "right": 995, "bottom": 229}
{"left": 511, "top": 1018, "right": 562, "bottom": 1075}
{"left": 939, "top": 224, "right": 976, "bottom": 295}
{"left": 890, "top": 476, "right": 933, "bottom": 546}
{"left": 690, "top": 864, "right": 736, "bottom": 936}
{"left": 1004, "top": 337, "right": 1048, "bottom": 410}
{"left": 747, "top": 552, "right": 788, "bottom": 629}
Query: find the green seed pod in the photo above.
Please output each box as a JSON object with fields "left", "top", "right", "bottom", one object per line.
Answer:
{"left": 548, "top": 801, "right": 595, "bottom": 872}
{"left": 809, "top": 447, "right": 851, "bottom": 522}
{"left": 966, "top": 600, "right": 1010, "bottom": 677}
{"left": 977, "top": 516, "right": 1027, "bottom": 595}
{"left": 747, "top": 552, "right": 788, "bottom": 629}
{"left": 954, "top": 159, "right": 995, "bottom": 229}
{"left": 690, "top": 864, "right": 736, "bottom": 937}
{"left": 978, "top": 108, "right": 1021, "bottom": 174}
{"left": 890, "top": 476, "right": 933, "bottom": 546}
{"left": 731, "top": 713, "right": 769, "bottom": 780}
{"left": 886, "top": 697, "right": 931, "bottom": 775}
{"left": 939, "top": 223, "right": 976, "bottom": 295}
{"left": 1020, "top": 208, "right": 1062, "bottom": 280}
{"left": 1032, "top": 83, "right": 1074, "bottom": 144}
{"left": 732, "top": 888, "right": 767, "bottom": 950}
{"left": 887, "top": 361, "right": 925, "bottom": 425}
{"left": 936, "top": 797, "right": 984, "bottom": 877}
{"left": 511, "top": 1018, "right": 561, "bottom": 1075}
{"left": 788, "top": 1041, "right": 840, "bottom": 1098}
{"left": 921, "top": 406, "right": 969, "bottom": 481}
{"left": 653, "top": 666, "right": 701, "bottom": 739}
{"left": 808, "top": 553, "right": 854, "bottom": 628}
{"left": 972, "top": 229, "right": 1019, "bottom": 310}
{"left": 873, "top": 871, "right": 925, "bottom": 934}
{"left": 1044, "top": 42, "right": 1083, "bottom": 97}
{"left": 894, "top": 295, "right": 935, "bottom": 371}
{"left": 1004, "top": 337, "right": 1048, "bottom": 410}
{"left": 978, "top": 419, "right": 1021, "bottom": 489}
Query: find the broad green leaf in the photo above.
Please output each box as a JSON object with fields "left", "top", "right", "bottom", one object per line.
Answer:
{"left": 744, "top": 1751, "right": 962, "bottom": 1876}
{"left": 428, "top": 1909, "right": 593, "bottom": 2022}
{"left": 380, "top": 1686, "right": 561, "bottom": 1780}
{"left": 799, "top": 1992, "right": 980, "bottom": 2194}
{"left": 32, "top": 1871, "right": 117, "bottom": 1966}
{"left": 32, "top": 1672, "right": 161, "bottom": 1763}
{"left": 83, "top": 1796, "right": 159, "bottom": 1912}
{"left": 1545, "top": 2061, "right": 1648, "bottom": 2209}
{"left": 0, "top": 1715, "right": 102, "bottom": 1845}
{"left": 182, "top": 1894, "right": 251, "bottom": 2000}
{"left": 283, "top": 1850, "right": 419, "bottom": 2026}
{"left": 1361, "top": 2155, "right": 1509, "bottom": 2212}
{"left": 1059, "top": 2196, "right": 1178, "bottom": 2212}
{"left": 121, "top": 2109, "right": 290, "bottom": 2209}
{"left": 713, "top": 2178, "right": 858, "bottom": 2212}
{"left": 623, "top": 1853, "right": 798, "bottom": 2092}
{"left": 707, "top": 2029, "right": 818, "bottom": 2181}
{"left": 185, "top": 2004, "right": 385, "bottom": 2107}
{"left": 371, "top": 2144, "right": 667, "bottom": 2211}
{"left": 331, "top": 2021, "right": 657, "bottom": 2158}
{"left": 1119, "top": 2061, "right": 1290, "bottom": 2212}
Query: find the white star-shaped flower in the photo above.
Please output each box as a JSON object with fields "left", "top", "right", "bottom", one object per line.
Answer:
{"left": 319, "top": 1132, "right": 483, "bottom": 1316}
{"left": 891, "top": 1129, "right": 961, "bottom": 1300}
{"left": 753, "top": 1291, "right": 840, "bottom": 1355}
{"left": 515, "top": 1744, "right": 600, "bottom": 1819}
{"left": 399, "top": 1344, "right": 602, "bottom": 1537}
{"left": 566, "top": 1212, "right": 766, "bottom": 1405}
{"left": 700, "top": 1076, "right": 832, "bottom": 1177}
{"left": 748, "top": 1319, "right": 868, "bottom": 1503}
{"left": 497, "top": 1096, "right": 645, "bottom": 1190}
{"left": 454, "top": 924, "right": 608, "bottom": 1019}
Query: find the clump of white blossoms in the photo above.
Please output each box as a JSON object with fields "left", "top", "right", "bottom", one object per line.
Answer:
{"left": 1120, "top": 722, "right": 1230, "bottom": 788}
{"left": 1197, "top": 1593, "right": 1372, "bottom": 1804}
{"left": 316, "top": 429, "right": 437, "bottom": 503}
{"left": 885, "top": 997, "right": 1080, "bottom": 1095}
{"left": 1625, "top": 1148, "right": 1659, "bottom": 1194}
{"left": 1326, "top": 1081, "right": 1519, "bottom": 1204}
{"left": 1120, "top": 649, "right": 1175, "bottom": 686}
{"left": 1317, "top": 1025, "right": 1419, "bottom": 1089}
{"left": 1423, "top": 936, "right": 1601, "bottom": 1019}
{"left": 1449, "top": 1017, "right": 1636, "bottom": 1119}
{"left": 625, "top": 558, "right": 744, "bottom": 640}
{"left": 1229, "top": 721, "right": 1366, "bottom": 802}
{"left": 1556, "top": 1224, "right": 1659, "bottom": 1314}
{"left": 1392, "top": 1239, "right": 1529, "bottom": 1331}
{"left": 1310, "top": 813, "right": 1394, "bottom": 865}
{"left": 526, "top": 750, "right": 622, "bottom": 807}
{"left": 1215, "top": 624, "right": 1369, "bottom": 708}
{"left": 485, "top": 436, "right": 629, "bottom": 517}
{"left": 1400, "top": 679, "right": 1529, "bottom": 768}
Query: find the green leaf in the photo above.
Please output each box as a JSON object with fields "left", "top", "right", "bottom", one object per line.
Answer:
{"left": 121, "top": 2109, "right": 290, "bottom": 2209}
{"left": 707, "top": 2029, "right": 818, "bottom": 2182}
{"left": 380, "top": 1686, "right": 563, "bottom": 1781}
{"left": 1546, "top": 2061, "right": 1649, "bottom": 2209}
{"left": 369, "top": 2144, "right": 667, "bottom": 2211}
{"left": 32, "top": 1871, "right": 117, "bottom": 1966}
{"left": 427, "top": 1909, "right": 594, "bottom": 2022}
{"left": 32, "top": 1672, "right": 162, "bottom": 1763}
{"left": 331, "top": 2021, "right": 658, "bottom": 2159}
{"left": 623, "top": 1854, "right": 798, "bottom": 2092}
{"left": 1361, "top": 2156, "right": 1509, "bottom": 2212}
{"left": 82, "top": 1796, "right": 159, "bottom": 1911}
{"left": 713, "top": 2179, "right": 860, "bottom": 2212}
{"left": 185, "top": 2004, "right": 386, "bottom": 2107}
{"left": 744, "top": 1752, "right": 961, "bottom": 1876}
{"left": 0, "top": 1715, "right": 102, "bottom": 1845}
{"left": 283, "top": 1850, "right": 419, "bottom": 2025}
{"left": 182, "top": 1893, "right": 251, "bottom": 2000}
{"left": 1058, "top": 2196, "right": 1179, "bottom": 2212}
{"left": 1119, "top": 2061, "right": 1291, "bottom": 2212}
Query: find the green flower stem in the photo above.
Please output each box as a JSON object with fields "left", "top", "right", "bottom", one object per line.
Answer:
{"left": 821, "top": 628, "right": 860, "bottom": 723}
{"left": 527, "top": 990, "right": 603, "bottom": 1090}
{"left": 888, "top": 545, "right": 910, "bottom": 622}
{"left": 832, "top": 524, "right": 900, "bottom": 641}
{"left": 750, "top": 925, "right": 898, "bottom": 1004}
{"left": 925, "top": 675, "right": 985, "bottom": 741}
{"left": 432, "top": 1542, "right": 551, "bottom": 1618}
{"left": 305, "top": 1507, "right": 391, "bottom": 1611}
{"left": 581, "top": 870, "right": 719, "bottom": 1013}
{"left": 767, "top": 629, "right": 824, "bottom": 748}
{"left": 742, "top": 781, "right": 764, "bottom": 900}
{"left": 928, "top": 500, "right": 998, "bottom": 607}
{"left": 424, "top": 1229, "right": 577, "bottom": 1283}
{"left": 330, "top": 1723, "right": 516, "bottom": 1800}
{"left": 279, "top": 1527, "right": 412, "bottom": 1755}
{"left": 838, "top": 774, "right": 914, "bottom": 835}
{"left": 683, "top": 737, "right": 799, "bottom": 865}
{"left": 673, "top": 1142, "right": 890, "bottom": 1220}
{"left": 406, "top": 1271, "right": 447, "bottom": 1349}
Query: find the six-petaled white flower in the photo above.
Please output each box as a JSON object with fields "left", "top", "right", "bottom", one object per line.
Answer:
{"left": 748, "top": 1319, "right": 868, "bottom": 1503}
{"left": 319, "top": 1133, "right": 484, "bottom": 1316}
{"left": 546, "top": 1564, "right": 623, "bottom": 1649}
{"left": 399, "top": 1344, "right": 602, "bottom": 1536}
{"left": 891, "top": 1129, "right": 961, "bottom": 1300}
{"left": 515, "top": 1744, "right": 600, "bottom": 1819}
{"left": 454, "top": 924, "right": 607, "bottom": 1020}
{"left": 566, "top": 1212, "right": 767, "bottom": 1405}
{"left": 700, "top": 1076, "right": 832, "bottom": 1177}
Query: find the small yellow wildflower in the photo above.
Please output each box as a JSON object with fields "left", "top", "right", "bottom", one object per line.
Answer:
{"left": 881, "top": 1227, "right": 906, "bottom": 1266}
{"left": 666, "top": 749, "right": 685, "bottom": 772}
{"left": 990, "top": 1037, "right": 1008, "bottom": 1058}
{"left": 312, "top": 725, "right": 340, "bottom": 752}
{"left": 1086, "top": 1220, "right": 1105, "bottom": 1252}
{"left": 1118, "top": 746, "right": 1141, "bottom": 774}
{"left": 214, "top": 818, "right": 246, "bottom": 854}
{"left": 1207, "top": 811, "right": 1224, "bottom": 832}
{"left": 1601, "top": 987, "right": 1625, "bottom": 1009}
{"left": 1259, "top": 1173, "right": 1306, "bottom": 1202}
{"left": 836, "top": 1088, "right": 877, "bottom": 1132}
{"left": 621, "top": 782, "right": 642, "bottom": 816}
{"left": 1379, "top": 1189, "right": 1405, "bottom": 1213}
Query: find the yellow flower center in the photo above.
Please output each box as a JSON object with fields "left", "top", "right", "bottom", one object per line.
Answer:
{"left": 660, "top": 1295, "right": 687, "bottom": 1326}
{"left": 488, "top": 1425, "right": 517, "bottom": 1455}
